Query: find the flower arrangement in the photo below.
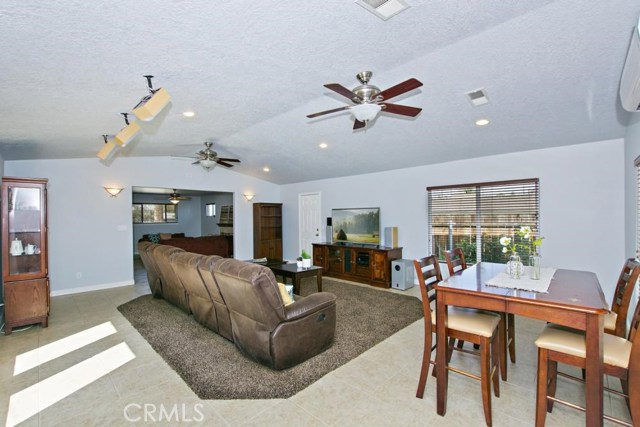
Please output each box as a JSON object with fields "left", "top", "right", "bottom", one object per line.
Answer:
{"left": 500, "top": 226, "right": 544, "bottom": 256}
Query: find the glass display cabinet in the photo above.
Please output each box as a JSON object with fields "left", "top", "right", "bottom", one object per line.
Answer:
{"left": 2, "top": 177, "right": 49, "bottom": 335}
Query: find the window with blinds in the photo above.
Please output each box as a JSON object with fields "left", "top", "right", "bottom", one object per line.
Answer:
{"left": 428, "top": 178, "right": 540, "bottom": 264}
{"left": 636, "top": 156, "right": 640, "bottom": 259}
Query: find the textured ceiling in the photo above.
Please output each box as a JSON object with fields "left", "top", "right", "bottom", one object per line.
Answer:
{"left": 0, "top": 0, "right": 638, "bottom": 184}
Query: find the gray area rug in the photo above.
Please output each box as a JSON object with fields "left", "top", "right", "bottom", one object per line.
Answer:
{"left": 117, "top": 278, "right": 423, "bottom": 400}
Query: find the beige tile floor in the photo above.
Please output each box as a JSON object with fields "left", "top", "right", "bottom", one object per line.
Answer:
{"left": 0, "top": 260, "right": 633, "bottom": 426}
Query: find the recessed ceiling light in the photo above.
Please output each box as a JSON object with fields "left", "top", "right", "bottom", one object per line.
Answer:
{"left": 182, "top": 111, "right": 196, "bottom": 118}
{"left": 263, "top": 166, "right": 270, "bottom": 172}
{"left": 475, "top": 119, "right": 490, "bottom": 126}
{"left": 319, "top": 142, "right": 328, "bottom": 149}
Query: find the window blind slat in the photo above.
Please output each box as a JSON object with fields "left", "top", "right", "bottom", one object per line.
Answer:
{"left": 428, "top": 178, "right": 539, "bottom": 263}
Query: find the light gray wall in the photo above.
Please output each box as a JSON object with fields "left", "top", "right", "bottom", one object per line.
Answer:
{"left": 281, "top": 138, "right": 626, "bottom": 303}
{"left": 201, "top": 193, "right": 234, "bottom": 235}
{"left": 4, "top": 156, "right": 280, "bottom": 295}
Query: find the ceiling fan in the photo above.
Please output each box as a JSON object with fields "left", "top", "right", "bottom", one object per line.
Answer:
{"left": 175, "top": 141, "right": 241, "bottom": 171}
{"left": 155, "top": 189, "right": 191, "bottom": 205}
{"left": 307, "top": 71, "right": 423, "bottom": 130}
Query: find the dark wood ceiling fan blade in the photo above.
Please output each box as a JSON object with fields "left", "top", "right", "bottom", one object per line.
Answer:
{"left": 378, "top": 78, "right": 423, "bottom": 101}
{"left": 306, "top": 106, "right": 350, "bottom": 118}
{"left": 381, "top": 103, "right": 422, "bottom": 117}
{"left": 191, "top": 160, "right": 200, "bottom": 165}
{"left": 353, "top": 119, "right": 366, "bottom": 130}
{"left": 216, "top": 160, "right": 234, "bottom": 167}
{"left": 217, "top": 157, "right": 240, "bottom": 162}
{"left": 324, "top": 84, "right": 362, "bottom": 101}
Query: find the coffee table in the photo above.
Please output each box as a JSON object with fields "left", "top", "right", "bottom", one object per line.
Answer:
{"left": 268, "top": 263, "right": 323, "bottom": 295}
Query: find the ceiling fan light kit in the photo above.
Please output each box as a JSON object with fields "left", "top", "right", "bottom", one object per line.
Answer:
{"left": 199, "top": 159, "right": 217, "bottom": 170}
{"left": 351, "top": 103, "right": 382, "bottom": 122}
{"left": 307, "top": 71, "right": 423, "bottom": 129}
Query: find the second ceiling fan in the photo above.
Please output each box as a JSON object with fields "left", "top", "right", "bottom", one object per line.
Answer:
{"left": 307, "top": 71, "right": 423, "bottom": 129}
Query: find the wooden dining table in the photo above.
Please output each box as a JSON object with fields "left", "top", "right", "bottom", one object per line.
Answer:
{"left": 435, "top": 262, "right": 609, "bottom": 427}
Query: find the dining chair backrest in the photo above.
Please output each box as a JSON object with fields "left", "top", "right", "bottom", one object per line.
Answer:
{"left": 444, "top": 248, "right": 467, "bottom": 276}
{"left": 414, "top": 255, "right": 443, "bottom": 310}
{"left": 609, "top": 258, "right": 640, "bottom": 337}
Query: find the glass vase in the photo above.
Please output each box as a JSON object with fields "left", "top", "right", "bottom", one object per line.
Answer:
{"left": 507, "top": 253, "right": 524, "bottom": 279}
{"left": 529, "top": 254, "right": 541, "bottom": 280}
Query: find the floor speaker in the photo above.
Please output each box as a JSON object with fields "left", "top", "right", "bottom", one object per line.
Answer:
{"left": 391, "top": 259, "right": 414, "bottom": 290}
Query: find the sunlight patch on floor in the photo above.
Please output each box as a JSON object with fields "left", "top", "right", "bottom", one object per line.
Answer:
{"left": 13, "top": 322, "right": 117, "bottom": 376}
{"left": 5, "top": 342, "right": 135, "bottom": 427}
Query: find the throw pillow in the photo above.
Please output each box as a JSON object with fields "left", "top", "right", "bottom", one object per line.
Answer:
{"left": 148, "top": 233, "right": 161, "bottom": 243}
{"left": 277, "top": 282, "right": 294, "bottom": 306}
{"left": 159, "top": 233, "right": 172, "bottom": 240}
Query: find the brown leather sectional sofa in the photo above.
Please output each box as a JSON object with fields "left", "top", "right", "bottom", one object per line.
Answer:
{"left": 137, "top": 241, "right": 337, "bottom": 370}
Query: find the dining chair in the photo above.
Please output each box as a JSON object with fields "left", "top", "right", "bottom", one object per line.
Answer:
{"left": 445, "top": 248, "right": 515, "bottom": 380}
{"left": 534, "top": 294, "right": 640, "bottom": 426}
{"left": 605, "top": 258, "right": 640, "bottom": 338}
{"left": 414, "top": 255, "right": 502, "bottom": 426}
{"left": 444, "top": 248, "right": 467, "bottom": 276}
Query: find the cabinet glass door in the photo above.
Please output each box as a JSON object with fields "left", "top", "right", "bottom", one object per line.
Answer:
{"left": 7, "top": 186, "right": 43, "bottom": 276}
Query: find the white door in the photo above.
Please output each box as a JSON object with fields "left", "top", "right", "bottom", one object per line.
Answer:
{"left": 299, "top": 192, "right": 322, "bottom": 257}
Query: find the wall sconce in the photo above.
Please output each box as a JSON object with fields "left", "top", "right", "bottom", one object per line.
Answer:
{"left": 243, "top": 193, "right": 256, "bottom": 202}
{"left": 104, "top": 187, "right": 124, "bottom": 197}
{"left": 205, "top": 203, "right": 216, "bottom": 217}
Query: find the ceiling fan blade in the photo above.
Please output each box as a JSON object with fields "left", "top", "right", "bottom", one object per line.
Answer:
{"left": 216, "top": 160, "right": 235, "bottom": 168}
{"left": 353, "top": 119, "right": 366, "bottom": 130}
{"left": 324, "top": 84, "right": 362, "bottom": 101}
{"left": 216, "top": 157, "right": 240, "bottom": 162}
{"left": 191, "top": 160, "right": 201, "bottom": 165}
{"left": 307, "top": 106, "right": 350, "bottom": 119}
{"left": 380, "top": 103, "right": 422, "bottom": 117}
{"left": 378, "top": 78, "right": 423, "bottom": 101}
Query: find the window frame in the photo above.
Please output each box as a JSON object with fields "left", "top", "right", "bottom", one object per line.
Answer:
{"left": 427, "top": 178, "right": 540, "bottom": 264}
{"left": 132, "top": 203, "right": 178, "bottom": 224}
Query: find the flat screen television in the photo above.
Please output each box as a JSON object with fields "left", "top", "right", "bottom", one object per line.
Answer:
{"left": 331, "top": 207, "right": 380, "bottom": 245}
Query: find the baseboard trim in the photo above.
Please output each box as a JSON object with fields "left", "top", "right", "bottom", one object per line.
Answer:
{"left": 51, "top": 280, "right": 135, "bottom": 297}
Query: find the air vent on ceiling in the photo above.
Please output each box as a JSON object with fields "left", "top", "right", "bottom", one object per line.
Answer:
{"left": 355, "top": 0, "right": 410, "bottom": 21}
{"left": 465, "top": 88, "right": 490, "bottom": 107}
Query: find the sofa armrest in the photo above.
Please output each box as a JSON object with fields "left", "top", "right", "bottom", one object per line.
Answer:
{"left": 283, "top": 292, "right": 336, "bottom": 321}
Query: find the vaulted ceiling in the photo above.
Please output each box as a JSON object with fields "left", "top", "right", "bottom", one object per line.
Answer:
{"left": 0, "top": 1, "right": 638, "bottom": 184}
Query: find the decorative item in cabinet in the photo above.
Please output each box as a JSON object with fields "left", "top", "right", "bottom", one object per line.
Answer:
{"left": 2, "top": 177, "right": 49, "bottom": 335}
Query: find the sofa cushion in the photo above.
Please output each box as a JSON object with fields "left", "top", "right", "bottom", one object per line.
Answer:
{"left": 277, "top": 283, "right": 294, "bottom": 305}
{"left": 159, "top": 232, "right": 172, "bottom": 240}
{"left": 148, "top": 233, "right": 161, "bottom": 243}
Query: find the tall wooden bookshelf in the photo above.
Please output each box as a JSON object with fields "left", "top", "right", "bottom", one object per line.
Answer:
{"left": 253, "top": 203, "right": 282, "bottom": 260}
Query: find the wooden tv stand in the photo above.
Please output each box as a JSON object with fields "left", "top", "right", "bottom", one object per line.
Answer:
{"left": 312, "top": 243, "right": 402, "bottom": 288}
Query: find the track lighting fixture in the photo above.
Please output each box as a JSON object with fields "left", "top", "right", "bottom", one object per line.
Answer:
{"left": 132, "top": 75, "right": 171, "bottom": 122}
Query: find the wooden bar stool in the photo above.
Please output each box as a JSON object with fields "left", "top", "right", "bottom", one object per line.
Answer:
{"left": 414, "top": 255, "right": 501, "bottom": 426}
{"left": 604, "top": 258, "right": 640, "bottom": 338}
{"left": 445, "top": 248, "right": 515, "bottom": 381}
{"left": 534, "top": 294, "right": 640, "bottom": 426}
